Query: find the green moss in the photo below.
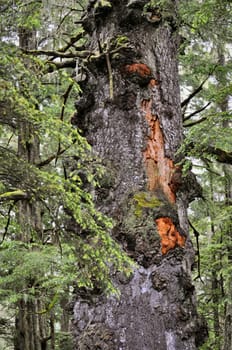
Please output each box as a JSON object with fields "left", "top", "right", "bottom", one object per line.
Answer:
{"left": 94, "top": 0, "right": 111, "bottom": 8}
{"left": 119, "top": 191, "right": 163, "bottom": 241}
{"left": 133, "top": 191, "right": 161, "bottom": 217}
{"left": 0, "top": 189, "right": 27, "bottom": 199}
{"left": 114, "top": 35, "right": 129, "bottom": 48}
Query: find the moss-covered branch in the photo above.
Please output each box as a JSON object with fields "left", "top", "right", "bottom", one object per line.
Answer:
{"left": 0, "top": 190, "right": 29, "bottom": 202}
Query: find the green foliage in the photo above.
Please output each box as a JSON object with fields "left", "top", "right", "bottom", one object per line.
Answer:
{"left": 180, "top": 110, "right": 232, "bottom": 161}
{"left": 177, "top": 2, "right": 232, "bottom": 348}
{"left": 190, "top": 165, "right": 232, "bottom": 349}
{"left": 0, "top": 1, "right": 132, "bottom": 348}
{"left": 56, "top": 332, "right": 74, "bottom": 350}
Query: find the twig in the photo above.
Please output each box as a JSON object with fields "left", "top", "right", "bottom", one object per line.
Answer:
{"left": 36, "top": 148, "right": 67, "bottom": 168}
{"left": 189, "top": 220, "right": 204, "bottom": 283}
{"left": 0, "top": 202, "right": 16, "bottom": 244}
{"left": 184, "top": 117, "right": 207, "bottom": 127}
{"left": 181, "top": 65, "right": 217, "bottom": 108}
{"left": 181, "top": 78, "right": 208, "bottom": 108}
{"left": 58, "top": 33, "right": 84, "bottom": 53}
{"left": 55, "top": 82, "right": 74, "bottom": 165}
{"left": 183, "top": 102, "right": 211, "bottom": 121}
{"left": 60, "top": 82, "right": 74, "bottom": 122}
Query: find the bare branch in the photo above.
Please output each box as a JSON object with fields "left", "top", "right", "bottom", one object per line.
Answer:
{"left": 55, "top": 82, "right": 74, "bottom": 165}
{"left": 59, "top": 32, "right": 85, "bottom": 53}
{"left": 187, "top": 143, "right": 232, "bottom": 165}
{"left": 0, "top": 202, "right": 16, "bottom": 244}
{"left": 181, "top": 78, "right": 208, "bottom": 108}
{"left": 189, "top": 220, "right": 204, "bottom": 283}
{"left": 183, "top": 102, "right": 211, "bottom": 121}
{"left": 21, "top": 48, "right": 91, "bottom": 59}
{"left": 184, "top": 117, "right": 207, "bottom": 127}
{"left": 181, "top": 65, "right": 217, "bottom": 108}
{"left": 36, "top": 149, "right": 67, "bottom": 168}
{"left": 60, "top": 82, "right": 74, "bottom": 122}
{"left": 207, "top": 147, "right": 232, "bottom": 165}
{"left": 56, "top": 9, "right": 74, "bottom": 32}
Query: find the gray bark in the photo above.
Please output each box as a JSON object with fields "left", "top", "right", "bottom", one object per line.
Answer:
{"left": 14, "top": 27, "right": 50, "bottom": 350}
{"left": 72, "top": 1, "right": 207, "bottom": 349}
{"left": 216, "top": 48, "right": 232, "bottom": 350}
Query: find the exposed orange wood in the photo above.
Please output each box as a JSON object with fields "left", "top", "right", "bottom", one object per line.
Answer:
{"left": 155, "top": 217, "right": 186, "bottom": 254}
{"left": 149, "top": 78, "right": 158, "bottom": 87}
{"left": 125, "top": 63, "right": 151, "bottom": 77}
{"left": 142, "top": 99, "right": 178, "bottom": 203}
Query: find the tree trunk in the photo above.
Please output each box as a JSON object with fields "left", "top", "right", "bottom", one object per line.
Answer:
{"left": 17, "top": 25, "right": 42, "bottom": 243}
{"left": 221, "top": 117, "right": 232, "bottom": 350}
{"left": 216, "top": 47, "right": 232, "bottom": 350}
{"left": 14, "top": 25, "right": 49, "bottom": 350}
{"left": 72, "top": 1, "right": 207, "bottom": 349}
{"left": 222, "top": 163, "right": 232, "bottom": 350}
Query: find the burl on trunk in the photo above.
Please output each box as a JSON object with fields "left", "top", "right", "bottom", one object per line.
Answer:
{"left": 72, "top": 1, "right": 207, "bottom": 349}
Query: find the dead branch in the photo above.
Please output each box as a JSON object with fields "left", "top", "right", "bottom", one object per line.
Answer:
{"left": 21, "top": 48, "right": 91, "bottom": 59}
{"left": 183, "top": 102, "right": 211, "bottom": 121}
{"left": 181, "top": 78, "right": 208, "bottom": 108}
{"left": 0, "top": 202, "right": 16, "bottom": 244}
{"left": 184, "top": 117, "right": 207, "bottom": 127}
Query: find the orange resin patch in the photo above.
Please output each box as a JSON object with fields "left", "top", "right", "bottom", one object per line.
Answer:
{"left": 125, "top": 63, "right": 151, "bottom": 77}
{"left": 142, "top": 99, "right": 177, "bottom": 203}
{"left": 156, "top": 217, "right": 186, "bottom": 254}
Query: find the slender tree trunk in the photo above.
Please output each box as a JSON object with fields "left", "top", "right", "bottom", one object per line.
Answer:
{"left": 17, "top": 26, "right": 42, "bottom": 243}
{"left": 215, "top": 47, "right": 232, "bottom": 350}
{"left": 212, "top": 267, "right": 220, "bottom": 347}
{"left": 208, "top": 172, "right": 221, "bottom": 349}
{"left": 59, "top": 295, "right": 73, "bottom": 349}
{"left": 14, "top": 26, "right": 49, "bottom": 350}
{"left": 49, "top": 313, "right": 55, "bottom": 350}
{"left": 60, "top": 297, "right": 70, "bottom": 333}
{"left": 222, "top": 164, "right": 232, "bottom": 350}
{"left": 72, "top": 1, "right": 207, "bottom": 349}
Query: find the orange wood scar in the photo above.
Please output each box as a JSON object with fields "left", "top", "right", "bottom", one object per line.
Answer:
{"left": 125, "top": 63, "right": 151, "bottom": 77}
{"left": 149, "top": 78, "right": 158, "bottom": 87}
{"left": 156, "top": 217, "right": 186, "bottom": 255}
{"left": 142, "top": 99, "right": 178, "bottom": 203}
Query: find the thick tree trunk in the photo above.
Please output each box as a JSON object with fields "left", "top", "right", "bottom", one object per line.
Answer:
{"left": 72, "top": 1, "right": 207, "bottom": 349}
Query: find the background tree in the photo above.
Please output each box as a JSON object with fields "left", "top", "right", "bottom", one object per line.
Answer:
{"left": 179, "top": 1, "right": 232, "bottom": 349}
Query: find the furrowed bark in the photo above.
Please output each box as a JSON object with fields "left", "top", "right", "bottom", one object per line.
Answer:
{"left": 72, "top": 1, "right": 207, "bottom": 349}
{"left": 14, "top": 26, "right": 52, "bottom": 350}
